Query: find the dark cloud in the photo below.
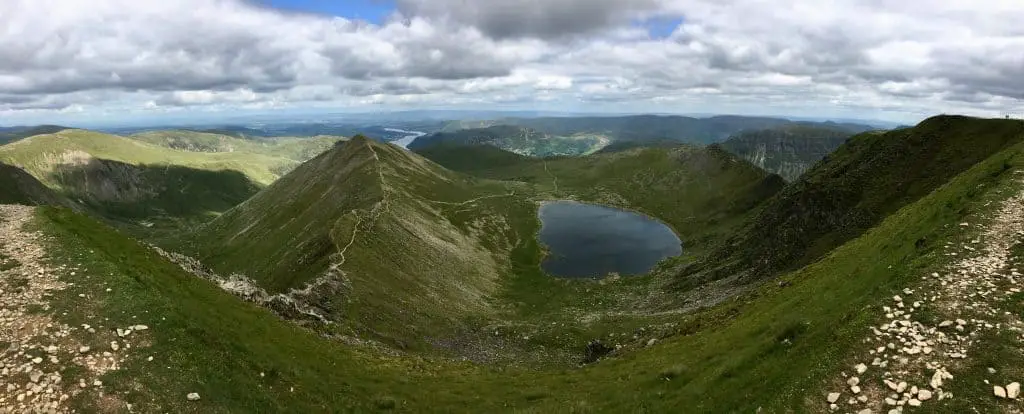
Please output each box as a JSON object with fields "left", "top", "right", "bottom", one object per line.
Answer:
{"left": 397, "top": 0, "right": 664, "bottom": 40}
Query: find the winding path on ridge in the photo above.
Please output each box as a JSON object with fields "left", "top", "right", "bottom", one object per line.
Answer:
{"left": 819, "top": 173, "right": 1024, "bottom": 412}
{"left": 543, "top": 159, "right": 559, "bottom": 194}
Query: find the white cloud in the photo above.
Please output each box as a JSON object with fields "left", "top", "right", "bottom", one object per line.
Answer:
{"left": 0, "top": 0, "right": 1023, "bottom": 125}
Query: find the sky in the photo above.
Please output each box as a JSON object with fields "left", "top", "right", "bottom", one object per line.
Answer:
{"left": 1, "top": 0, "right": 1023, "bottom": 127}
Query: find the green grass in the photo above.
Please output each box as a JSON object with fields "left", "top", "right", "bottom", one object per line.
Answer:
{"left": 28, "top": 119, "right": 1024, "bottom": 412}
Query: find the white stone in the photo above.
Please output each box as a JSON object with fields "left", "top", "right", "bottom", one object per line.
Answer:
{"left": 187, "top": 392, "right": 201, "bottom": 401}
{"left": 827, "top": 392, "right": 841, "bottom": 403}
{"left": 995, "top": 385, "right": 1007, "bottom": 398}
{"left": 908, "top": 399, "right": 921, "bottom": 407}
{"left": 855, "top": 363, "right": 868, "bottom": 374}
{"left": 848, "top": 377, "right": 860, "bottom": 387}
{"left": 918, "top": 389, "right": 933, "bottom": 401}
{"left": 1007, "top": 382, "right": 1020, "bottom": 399}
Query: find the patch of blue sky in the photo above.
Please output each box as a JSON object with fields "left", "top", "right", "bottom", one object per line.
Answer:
{"left": 259, "top": 0, "right": 396, "bottom": 23}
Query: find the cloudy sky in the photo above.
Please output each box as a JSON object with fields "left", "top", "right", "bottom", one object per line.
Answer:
{"left": 1, "top": 0, "right": 1023, "bottom": 126}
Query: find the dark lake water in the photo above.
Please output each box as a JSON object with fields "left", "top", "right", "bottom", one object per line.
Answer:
{"left": 537, "top": 201, "right": 682, "bottom": 278}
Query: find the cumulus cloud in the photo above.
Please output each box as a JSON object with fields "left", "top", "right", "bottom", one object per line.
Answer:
{"left": 1, "top": 0, "right": 1023, "bottom": 123}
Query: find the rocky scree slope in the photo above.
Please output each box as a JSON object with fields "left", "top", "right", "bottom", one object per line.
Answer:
{"left": 719, "top": 125, "right": 855, "bottom": 181}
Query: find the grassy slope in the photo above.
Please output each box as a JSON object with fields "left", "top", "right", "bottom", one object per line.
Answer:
{"left": 0, "top": 129, "right": 292, "bottom": 186}
{"left": 419, "top": 144, "right": 785, "bottom": 255}
{"left": 32, "top": 121, "right": 1024, "bottom": 412}
{"left": 0, "top": 162, "right": 71, "bottom": 206}
{"left": 687, "top": 115, "right": 1024, "bottom": 286}
{"left": 175, "top": 137, "right": 522, "bottom": 348}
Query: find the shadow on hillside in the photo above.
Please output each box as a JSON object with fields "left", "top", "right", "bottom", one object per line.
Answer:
{"left": 45, "top": 157, "right": 260, "bottom": 223}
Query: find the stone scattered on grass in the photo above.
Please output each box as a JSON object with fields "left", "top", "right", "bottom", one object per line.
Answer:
{"left": 1006, "top": 382, "right": 1020, "bottom": 399}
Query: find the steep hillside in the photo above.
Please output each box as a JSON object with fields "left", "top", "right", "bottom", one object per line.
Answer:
{"left": 130, "top": 130, "right": 343, "bottom": 163}
{"left": 176, "top": 136, "right": 524, "bottom": 347}
{"left": 683, "top": 115, "right": 1024, "bottom": 287}
{"left": 418, "top": 143, "right": 785, "bottom": 254}
{"left": 409, "top": 125, "right": 610, "bottom": 156}
{"left": 720, "top": 125, "right": 855, "bottom": 181}
{"left": 0, "top": 162, "right": 70, "bottom": 206}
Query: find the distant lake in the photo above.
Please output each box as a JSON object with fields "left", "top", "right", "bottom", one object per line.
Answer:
{"left": 386, "top": 128, "right": 426, "bottom": 149}
{"left": 537, "top": 201, "right": 682, "bottom": 278}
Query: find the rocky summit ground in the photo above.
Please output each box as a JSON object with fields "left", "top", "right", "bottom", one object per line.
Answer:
{"left": 822, "top": 172, "right": 1024, "bottom": 413}
{"left": 0, "top": 205, "right": 155, "bottom": 413}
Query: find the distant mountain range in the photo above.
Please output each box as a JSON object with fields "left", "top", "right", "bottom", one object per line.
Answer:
{"left": 411, "top": 115, "right": 876, "bottom": 159}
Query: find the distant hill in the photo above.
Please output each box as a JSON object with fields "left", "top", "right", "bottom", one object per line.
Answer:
{"left": 409, "top": 125, "right": 611, "bottom": 156}
{"left": 0, "top": 125, "right": 69, "bottom": 145}
{"left": 0, "top": 162, "right": 71, "bottom": 207}
{"left": 681, "top": 115, "right": 1024, "bottom": 288}
{"left": 719, "top": 125, "right": 857, "bottom": 181}
{"left": 417, "top": 116, "right": 877, "bottom": 156}
{"left": 0, "top": 130, "right": 275, "bottom": 228}
{"left": 129, "top": 130, "right": 343, "bottom": 162}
